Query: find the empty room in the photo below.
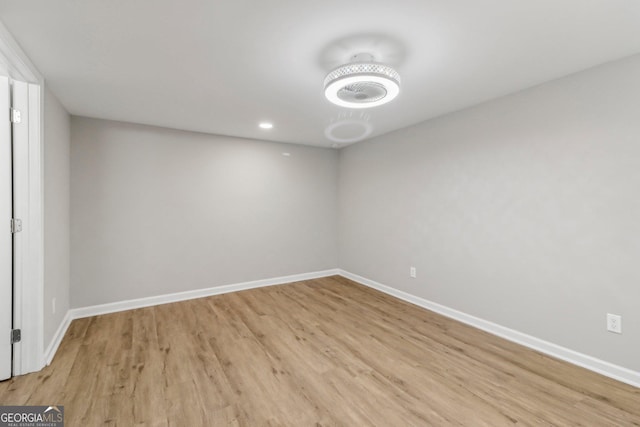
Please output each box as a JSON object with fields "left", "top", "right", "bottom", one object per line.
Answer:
{"left": 0, "top": 1, "right": 639, "bottom": 425}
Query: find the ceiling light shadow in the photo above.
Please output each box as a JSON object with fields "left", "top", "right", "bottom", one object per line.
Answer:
{"left": 324, "top": 111, "right": 373, "bottom": 146}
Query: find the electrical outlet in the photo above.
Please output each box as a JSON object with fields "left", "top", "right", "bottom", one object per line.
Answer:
{"left": 52, "top": 298, "right": 56, "bottom": 315}
{"left": 607, "top": 313, "right": 622, "bottom": 334}
{"left": 409, "top": 267, "right": 416, "bottom": 278}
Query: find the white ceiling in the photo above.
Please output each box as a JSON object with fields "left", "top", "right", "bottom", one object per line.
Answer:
{"left": 1, "top": 1, "right": 639, "bottom": 148}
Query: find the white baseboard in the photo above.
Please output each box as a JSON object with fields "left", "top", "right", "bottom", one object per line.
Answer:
{"left": 69, "top": 269, "right": 340, "bottom": 319}
{"left": 45, "top": 268, "right": 639, "bottom": 389}
{"left": 338, "top": 270, "right": 640, "bottom": 389}
{"left": 43, "top": 310, "right": 72, "bottom": 366}
{"left": 44, "top": 269, "right": 339, "bottom": 365}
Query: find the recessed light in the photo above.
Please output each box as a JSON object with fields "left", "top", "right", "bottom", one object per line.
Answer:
{"left": 259, "top": 122, "right": 273, "bottom": 129}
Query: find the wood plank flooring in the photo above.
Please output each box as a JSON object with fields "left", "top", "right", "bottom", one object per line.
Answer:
{"left": 1, "top": 276, "right": 639, "bottom": 426}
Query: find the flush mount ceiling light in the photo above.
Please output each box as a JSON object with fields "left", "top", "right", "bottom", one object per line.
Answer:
{"left": 324, "top": 53, "right": 400, "bottom": 109}
{"left": 258, "top": 122, "right": 273, "bottom": 129}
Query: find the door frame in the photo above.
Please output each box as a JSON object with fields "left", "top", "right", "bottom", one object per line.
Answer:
{"left": 0, "top": 21, "right": 45, "bottom": 375}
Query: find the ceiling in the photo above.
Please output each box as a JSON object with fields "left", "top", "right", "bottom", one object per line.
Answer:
{"left": 1, "top": 1, "right": 639, "bottom": 148}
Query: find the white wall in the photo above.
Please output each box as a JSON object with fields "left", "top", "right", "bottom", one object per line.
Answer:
{"left": 70, "top": 118, "right": 338, "bottom": 308}
{"left": 339, "top": 54, "right": 640, "bottom": 372}
{"left": 43, "top": 87, "right": 70, "bottom": 347}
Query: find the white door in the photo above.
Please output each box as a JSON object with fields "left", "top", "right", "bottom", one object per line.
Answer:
{"left": 0, "top": 75, "right": 13, "bottom": 381}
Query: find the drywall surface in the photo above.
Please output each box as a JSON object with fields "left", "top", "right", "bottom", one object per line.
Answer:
{"left": 339, "top": 54, "right": 640, "bottom": 371}
{"left": 43, "top": 88, "right": 70, "bottom": 346}
{"left": 71, "top": 118, "right": 338, "bottom": 307}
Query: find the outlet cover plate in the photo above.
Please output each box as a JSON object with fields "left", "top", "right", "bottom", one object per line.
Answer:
{"left": 607, "top": 313, "right": 622, "bottom": 334}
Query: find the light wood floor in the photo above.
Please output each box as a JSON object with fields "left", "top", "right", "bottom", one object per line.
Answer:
{"left": 1, "top": 276, "right": 639, "bottom": 426}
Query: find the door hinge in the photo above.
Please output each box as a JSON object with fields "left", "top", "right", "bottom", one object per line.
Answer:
{"left": 11, "top": 329, "right": 21, "bottom": 344}
{"left": 11, "top": 218, "right": 22, "bottom": 233}
{"left": 10, "top": 108, "right": 21, "bottom": 124}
